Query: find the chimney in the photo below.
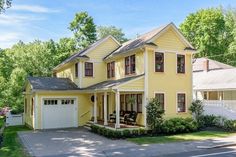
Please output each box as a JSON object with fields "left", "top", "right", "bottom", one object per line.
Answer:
{"left": 203, "top": 59, "right": 209, "bottom": 72}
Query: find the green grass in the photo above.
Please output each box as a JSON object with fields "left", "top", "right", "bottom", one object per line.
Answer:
{"left": 0, "top": 125, "right": 31, "bottom": 157}
{"left": 128, "top": 131, "right": 235, "bottom": 145}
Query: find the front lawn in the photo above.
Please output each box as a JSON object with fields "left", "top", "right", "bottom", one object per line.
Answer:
{"left": 0, "top": 126, "right": 31, "bottom": 157}
{"left": 128, "top": 131, "right": 235, "bottom": 145}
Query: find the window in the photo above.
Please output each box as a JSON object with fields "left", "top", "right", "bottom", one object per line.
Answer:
{"left": 177, "top": 93, "right": 186, "bottom": 112}
{"left": 125, "top": 55, "right": 135, "bottom": 75}
{"left": 155, "top": 93, "right": 165, "bottom": 110}
{"left": 85, "top": 62, "right": 93, "bottom": 77}
{"left": 61, "top": 99, "right": 74, "bottom": 105}
{"left": 155, "top": 52, "right": 164, "bottom": 72}
{"left": 121, "top": 94, "right": 142, "bottom": 113}
{"left": 24, "top": 98, "right": 27, "bottom": 114}
{"left": 44, "top": 99, "right": 58, "bottom": 105}
{"left": 177, "top": 54, "right": 185, "bottom": 73}
{"left": 75, "top": 63, "right": 78, "bottom": 78}
{"left": 203, "top": 92, "right": 208, "bottom": 100}
{"left": 107, "top": 61, "right": 115, "bottom": 78}
{"left": 31, "top": 98, "right": 34, "bottom": 116}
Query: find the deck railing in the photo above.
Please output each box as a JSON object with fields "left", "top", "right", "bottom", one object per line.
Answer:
{"left": 203, "top": 100, "right": 236, "bottom": 120}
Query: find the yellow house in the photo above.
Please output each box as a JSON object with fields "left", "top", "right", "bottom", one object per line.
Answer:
{"left": 23, "top": 22, "right": 196, "bottom": 130}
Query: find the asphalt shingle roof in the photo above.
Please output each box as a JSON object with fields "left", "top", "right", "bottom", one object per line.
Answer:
{"left": 27, "top": 77, "right": 79, "bottom": 90}
{"left": 193, "top": 58, "right": 234, "bottom": 72}
{"left": 82, "top": 74, "right": 144, "bottom": 90}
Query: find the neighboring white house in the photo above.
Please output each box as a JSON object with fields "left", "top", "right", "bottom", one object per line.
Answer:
{"left": 193, "top": 58, "right": 236, "bottom": 119}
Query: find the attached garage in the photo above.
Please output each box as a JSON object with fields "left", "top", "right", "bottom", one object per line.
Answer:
{"left": 42, "top": 98, "right": 78, "bottom": 129}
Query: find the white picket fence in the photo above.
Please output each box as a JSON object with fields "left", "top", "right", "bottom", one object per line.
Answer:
{"left": 203, "top": 100, "right": 236, "bottom": 120}
{"left": 5, "top": 112, "right": 24, "bottom": 126}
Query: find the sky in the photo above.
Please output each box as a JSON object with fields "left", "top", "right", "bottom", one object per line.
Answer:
{"left": 0, "top": 0, "right": 235, "bottom": 49}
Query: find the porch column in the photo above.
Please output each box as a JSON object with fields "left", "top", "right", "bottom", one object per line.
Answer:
{"left": 104, "top": 92, "right": 108, "bottom": 125}
{"left": 94, "top": 92, "right": 97, "bottom": 123}
{"left": 115, "top": 90, "right": 120, "bottom": 128}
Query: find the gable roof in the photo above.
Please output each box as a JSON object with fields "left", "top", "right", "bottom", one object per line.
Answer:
{"left": 104, "top": 22, "right": 195, "bottom": 59}
{"left": 82, "top": 74, "right": 144, "bottom": 91}
{"left": 193, "top": 58, "right": 234, "bottom": 72}
{"left": 193, "top": 68, "right": 236, "bottom": 91}
{"left": 27, "top": 77, "right": 79, "bottom": 91}
{"left": 53, "top": 35, "right": 120, "bottom": 71}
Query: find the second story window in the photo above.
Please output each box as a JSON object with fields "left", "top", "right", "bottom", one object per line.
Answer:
{"left": 75, "top": 63, "right": 78, "bottom": 78}
{"left": 125, "top": 55, "right": 135, "bottom": 75}
{"left": 107, "top": 61, "right": 115, "bottom": 78}
{"left": 85, "top": 62, "right": 93, "bottom": 77}
{"left": 155, "top": 52, "right": 164, "bottom": 72}
{"left": 177, "top": 54, "right": 185, "bottom": 73}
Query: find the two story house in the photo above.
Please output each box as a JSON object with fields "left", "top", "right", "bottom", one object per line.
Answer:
{"left": 23, "top": 22, "right": 196, "bottom": 130}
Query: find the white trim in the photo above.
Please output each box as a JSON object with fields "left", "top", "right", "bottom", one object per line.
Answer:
{"left": 103, "top": 92, "right": 108, "bottom": 125}
{"left": 143, "top": 48, "right": 148, "bottom": 128}
{"left": 154, "top": 91, "right": 166, "bottom": 111}
{"left": 34, "top": 94, "right": 38, "bottom": 129}
{"left": 113, "top": 75, "right": 144, "bottom": 89}
{"left": 115, "top": 90, "right": 120, "bottom": 128}
{"left": 153, "top": 51, "right": 165, "bottom": 73}
{"left": 79, "top": 61, "right": 82, "bottom": 88}
{"left": 176, "top": 53, "right": 186, "bottom": 75}
{"left": 40, "top": 96, "right": 78, "bottom": 129}
{"left": 118, "top": 89, "right": 144, "bottom": 92}
{"left": 176, "top": 92, "right": 187, "bottom": 113}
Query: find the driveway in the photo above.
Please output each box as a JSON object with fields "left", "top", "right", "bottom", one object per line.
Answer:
{"left": 18, "top": 128, "right": 136, "bottom": 157}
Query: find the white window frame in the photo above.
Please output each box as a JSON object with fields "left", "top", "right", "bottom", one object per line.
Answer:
{"left": 176, "top": 92, "right": 187, "bottom": 113}
{"left": 84, "top": 61, "right": 94, "bottom": 77}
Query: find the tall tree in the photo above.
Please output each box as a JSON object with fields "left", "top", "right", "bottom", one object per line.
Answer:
{"left": 180, "top": 8, "right": 233, "bottom": 63}
{"left": 69, "top": 12, "right": 97, "bottom": 49}
{"left": 0, "top": 0, "right": 11, "bottom": 13}
{"left": 97, "top": 25, "right": 128, "bottom": 43}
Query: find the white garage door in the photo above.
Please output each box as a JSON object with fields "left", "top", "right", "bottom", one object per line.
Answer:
{"left": 42, "top": 98, "right": 77, "bottom": 129}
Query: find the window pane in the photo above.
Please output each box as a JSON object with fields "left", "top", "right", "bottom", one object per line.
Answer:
{"left": 155, "top": 93, "right": 164, "bottom": 110}
{"left": 85, "top": 62, "right": 93, "bottom": 77}
{"left": 177, "top": 94, "right": 186, "bottom": 112}
{"left": 125, "top": 57, "right": 130, "bottom": 75}
{"left": 155, "top": 52, "right": 164, "bottom": 72}
{"left": 137, "top": 94, "right": 142, "bottom": 113}
{"left": 75, "top": 63, "right": 78, "bottom": 77}
{"left": 130, "top": 55, "right": 135, "bottom": 74}
{"left": 177, "top": 55, "right": 185, "bottom": 73}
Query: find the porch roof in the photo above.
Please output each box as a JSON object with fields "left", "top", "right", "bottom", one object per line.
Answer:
{"left": 81, "top": 74, "right": 144, "bottom": 91}
{"left": 193, "top": 68, "right": 236, "bottom": 91}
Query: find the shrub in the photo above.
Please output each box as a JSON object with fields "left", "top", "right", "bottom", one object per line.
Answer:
{"left": 123, "top": 130, "right": 131, "bottom": 138}
{"left": 146, "top": 98, "right": 165, "bottom": 133}
{"left": 189, "top": 100, "right": 204, "bottom": 125}
{"left": 223, "top": 120, "right": 236, "bottom": 132}
{"left": 198, "top": 115, "right": 224, "bottom": 128}
{"left": 161, "top": 117, "right": 198, "bottom": 134}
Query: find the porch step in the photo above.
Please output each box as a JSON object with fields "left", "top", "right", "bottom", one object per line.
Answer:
{"left": 83, "top": 121, "right": 93, "bottom": 130}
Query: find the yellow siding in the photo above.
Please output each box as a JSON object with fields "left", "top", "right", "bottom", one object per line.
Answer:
{"left": 24, "top": 82, "right": 34, "bottom": 128}
{"left": 115, "top": 50, "right": 144, "bottom": 79}
{"left": 118, "top": 77, "right": 144, "bottom": 90}
{"left": 154, "top": 27, "right": 186, "bottom": 51}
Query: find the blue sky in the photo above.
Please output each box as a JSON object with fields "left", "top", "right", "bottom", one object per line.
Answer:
{"left": 0, "top": 0, "right": 235, "bottom": 48}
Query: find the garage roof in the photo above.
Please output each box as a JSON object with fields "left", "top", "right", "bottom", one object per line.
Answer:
{"left": 27, "top": 77, "right": 79, "bottom": 90}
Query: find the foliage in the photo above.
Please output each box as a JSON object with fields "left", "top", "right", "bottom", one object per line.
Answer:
{"left": 198, "top": 115, "right": 225, "bottom": 129}
{"left": 161, "top": 117, "right": 198, "bottom": 135}
{"left": 189, "top": 100, "right": 204, "bottom": 124}
{"left": 223, "top": 119, "right": 236, "bottom": 132}
{"left": 0, "top": 39, "right": 77, "bottom": 112}
{"left": 146, "top": 98, "right": 165, "bottom": 133}
{"left": 97, "top": 25, "right": 128, "bottom": 43}
{"left": 0, "top": 0, "right": 11, "bottom": 13}
{"left": 90, "top": 124, "right": 147, "bottom": 139}
{"left": 69, "top": 12, "right": 97, "bottom": 49}
{"left": 180, "top": 7, "right": 236, "bottom": 65}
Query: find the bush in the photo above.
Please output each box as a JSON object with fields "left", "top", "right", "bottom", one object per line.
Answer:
{"left": 161, "top": 117, "right": 198, "bottom": 134}
{"left": 90, "top": 124, "right": 147, "bottom": 139}
{"left": 189, "top": 100, "right": 204, "bottom": 124}
{"left": 223, "top": 120, "right": 236, "bottom": 132}
{"left": 198, "top": 115, "right": 224, "bottom": 128}
{"left": 146, "top": 98, "right": 165, "bottom": 133}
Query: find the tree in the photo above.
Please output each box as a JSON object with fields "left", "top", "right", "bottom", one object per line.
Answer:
{"left": 189, "top": 100, "right": 204, "bottom": 125}
{"left": 146, "top": 98, "right": 165, "bottom": 133}
{"left": 97, "top": 25, "right": 128, "bottom": 43}
{"left": 0, "top": 0, "right": 11, "bottom": 13}
{"left": 69, "top": 12, "right": 97, "bottom": 49}
{"left": 180, "top": 8, "right": 234, "bottom": 63}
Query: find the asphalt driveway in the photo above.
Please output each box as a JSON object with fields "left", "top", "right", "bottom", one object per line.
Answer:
{"left": 18, "top": 128, "right": 136, "bottom": 157}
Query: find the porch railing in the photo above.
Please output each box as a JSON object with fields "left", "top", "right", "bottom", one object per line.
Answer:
{"left": 203, "top": 100, "right": 236, "bottom": 120}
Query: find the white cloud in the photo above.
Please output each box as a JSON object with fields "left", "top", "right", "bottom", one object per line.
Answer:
{"left": 0, "top": 14, "right": 45, "bottom": 25}
{"left": 10, "top": 4, "right": 60, "bottom": 13}
{"left": 0, "top": 32, "right": 23, "bottom": 48}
